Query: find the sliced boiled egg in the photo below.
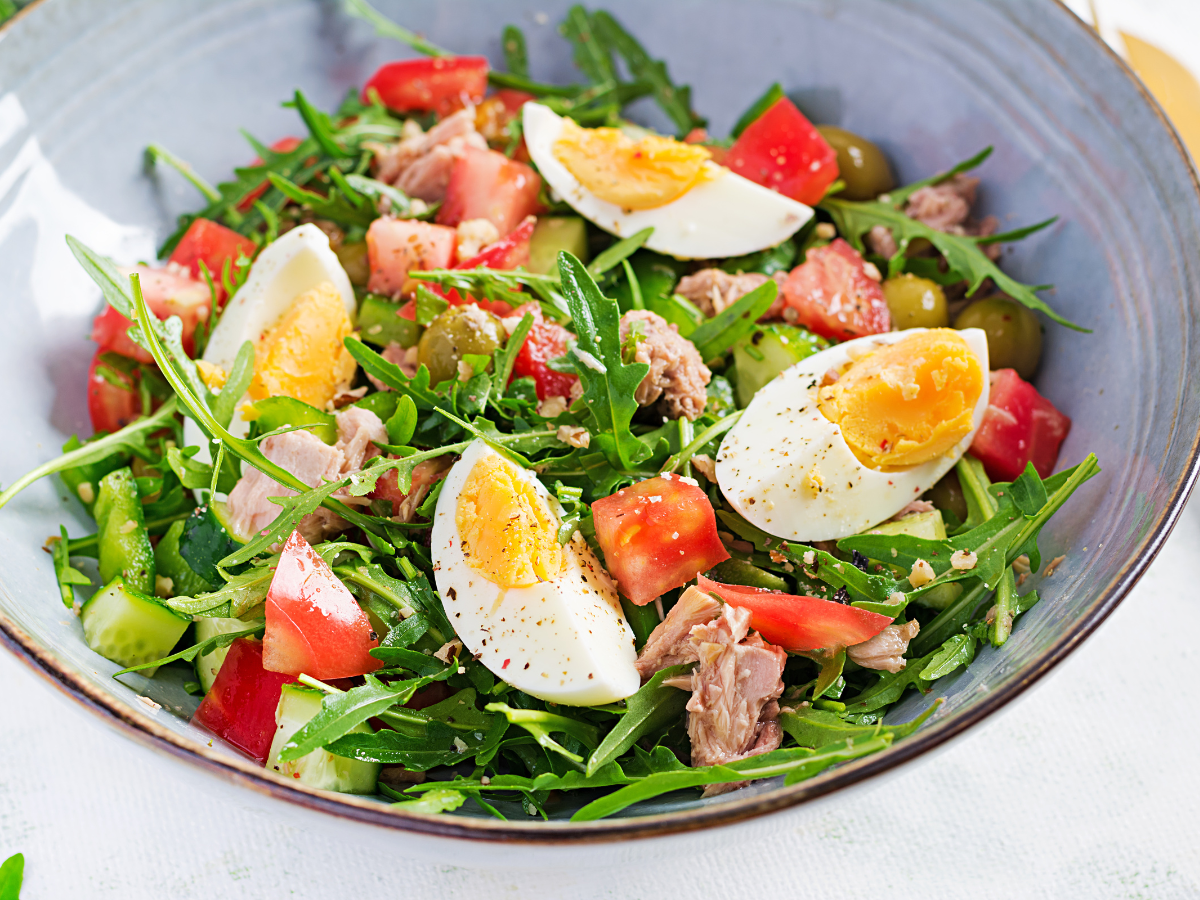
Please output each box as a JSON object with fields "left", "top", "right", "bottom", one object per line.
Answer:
{"left": 716, "top": 328, "right": 990, "bottom": 541}
{"left": 522, "top": 103, "right": 813, "bottom": 259}
{"left": 431, "top": 439, "right": 639, "bottom": 705}
{"left": 185, "top": 224, "right": 357, "bottom": 460}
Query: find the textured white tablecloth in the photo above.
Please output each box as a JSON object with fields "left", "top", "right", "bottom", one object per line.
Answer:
{"left": 4, "top": 1, "right": 1200, "bottom": 896}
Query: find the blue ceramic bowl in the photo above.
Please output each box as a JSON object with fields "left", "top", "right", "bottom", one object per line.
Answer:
{"left": 1, "top": 0, "right": 1197, "bottom": 842}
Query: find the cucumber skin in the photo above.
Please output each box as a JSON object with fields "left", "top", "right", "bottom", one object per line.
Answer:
{"left": 95, "top": 468, "right": 156, "bottom": 595}
{"left": 80, "top": 577, "right": 189, "bottom": 674}
{"left": 528, "top": 216, "right": 589, "bottom": 275}
{"left": 358, "top": 293, "right": 421, "bottom": 348}
{"left": 154, "top": 519, "right": 214, "bottom": 598}
{"left": 732, "top": 324, "right": 828, "bottom": 407}
{"left": 194, "top": 617, "right": 262, "bottom": 693}
{"left": 266, "top": 685, "right": 380, "bottom": 794}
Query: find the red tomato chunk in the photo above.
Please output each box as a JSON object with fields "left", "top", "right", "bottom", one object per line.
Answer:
{"left": 437, "top": 146, "right": 543, "bottom": 237}
{"left": 92, "top": 266, "right": 211, "bottom": 363}
{"left": 86, "top": 351, "right": 141, "bottom": 435}
{"left": 435, "top": 216, "right": 538, "bottom": 316}
{"left": 698, "top": 575, "right": 892, "bottom": 652}
{"left": 781, "top": 238, "right": 890, "bottom": 341}
{"left": 363, "top": 56, "right": 489, "bottom": 117}
{"left": 508, "top": 303, "right": 579, "bottom": 401}
{"left": 724, "top": 97, "right": 839, "bottom": 206}
{"left": 192, "top": 637, "right": 295, "bottom": 763}
{"left": 970, "top": 368, "right": 1071, "bottom": 482}
{"left": 167, "top": 218, "right": 257, "bottom": 308}
{"left": 592, "top": 476, "right": 729, "bottom": 606}
{"left": 366, "top": 218, "right": 456, "bottom": 296}
{"left": 262, "top": 530, "right": 383, "bottom": 679}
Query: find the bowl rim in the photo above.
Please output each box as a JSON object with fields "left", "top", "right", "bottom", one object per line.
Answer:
{"left": 2, "top": 0, "right": 1198, "bottom": 844}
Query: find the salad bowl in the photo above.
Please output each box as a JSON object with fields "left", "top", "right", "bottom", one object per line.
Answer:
{"left": 1, "top": 0, "right": 1198, "bottom": 842}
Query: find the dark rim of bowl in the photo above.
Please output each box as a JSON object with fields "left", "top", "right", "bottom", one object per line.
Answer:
{"left": 1, "top": 0, "right": 1198, "bottom": 844}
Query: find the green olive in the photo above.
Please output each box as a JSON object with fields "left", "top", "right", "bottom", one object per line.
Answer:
{"left": 954, "top": 296, "right": 1043, "bottom": 379}
{"left": 817, "top": 126, "right": 895, "bottom": 201}
{"left": 417, "top": 305, "right": 506, "bottom": 387}
{"left": 882, "top": 274, "right": 948, "bottom": 328}
{"left": 925, "top": 469, "right": 968, "bottom": 523}
{"left": 335, "top": 240, "right": 370, "bottom": 287}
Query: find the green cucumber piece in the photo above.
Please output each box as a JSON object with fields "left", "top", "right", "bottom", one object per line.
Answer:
{"left": 529, "top": 216, "right": 589, "bottom": 275}
{"left": 248, "top": 396, "right": 337, "bottom": 445}
{"left": 732, "top": 323, "right": 828, "bottom": 406}
{"left": 266, "top": 685, "right": 381, "bottom": 793}
{"left": 707, "top": 558, "right": 788, "bottom": 591}
{"left": 865, "top": 510, "right": 947, "bottom": 541}
{"left": 358, "top": 293, "right": 421, "bottom": 348}
{"left": 94, "top": 468, "right": 155, "bottom": 595}
{"left": 179, "top": 503, "right": 244, "bottom": 581}
{"left": 194, "top": 616, "right": 263, "bottom": 692}
{"left": 80, "top": 577, "right": 190, "bottom": 674}
{"left": 154, "top": 519, "right": 214, "bottom": 597}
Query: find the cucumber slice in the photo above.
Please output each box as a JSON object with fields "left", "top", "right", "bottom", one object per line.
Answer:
{"left": 194, "top": 616, "right": 263, "bottom": 692}
{"left": 528, "top": 216, "right": 589, "bottom": 275}
{"left": 866, "top": 510, "right": 947, "bottom": 541}
{"left": 248, "top": 396, "right": 338, "bottom": 445}
{"left": 732, "top": 323, "right": 828, "bottom": 406}
{"left": 94, "top": 467, "right": 156, "bottom": 595}
{"left": 266, "top": 684, "right": 380, "bottom": 794}
{"left": 80, "top": 577, "right": 190, "bottom": 674}
{"left": 154, "top": 519, "right": 214, "bottom": 598}
{"left": 358, "top": 293, "right": 421, "bottom": 348}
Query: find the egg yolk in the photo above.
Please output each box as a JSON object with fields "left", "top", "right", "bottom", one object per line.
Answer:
{"left": 818, "top": 329, "right": 984, "bottom": 469}
{"left": 248, "top": 281, "right": 357, "bottom": 409}
{"left": 553, "top": 118, "right": 712, "bottom": 210}
{"left": 455, "top": 453, "right": 564, "bottom": 588}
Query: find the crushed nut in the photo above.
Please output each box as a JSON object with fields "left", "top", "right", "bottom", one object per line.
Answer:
{"left": 1043, "top": 555, "right": 1066, "bottom": 577}
{"left": 690, "top": 454, "right": 717, "bottom": 481}
{"left": 537, "top": 395, "right": 569, "bottom": 418}
{"left": 908, "top": 559, "right": 935, "bottom": 588}
{"left": 556, "top": 425, "right": 591, "bottom": 448}
{"left": 950, "top": 549, "right": 978, "bottom": 570}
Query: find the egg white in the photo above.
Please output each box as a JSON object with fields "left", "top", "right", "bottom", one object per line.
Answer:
{"left": 716, "top": 328, "right": 991, "bottom": 541}
{"left": 431, "top": 440, "right": 640, "bottom": 706}
{"left": 522, "top": 103, "right": 813, "bottom": 260}
{"left": 184, "top": 224, "right": 356, "bottom": 463}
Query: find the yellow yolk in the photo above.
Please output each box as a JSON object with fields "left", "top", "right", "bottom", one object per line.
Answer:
{"left": 552, "top": 118, "right": 711, "bottom": 210}
{"left": 818, "top": 329, "right": 984, "bottom": 469}
{"left": 248, "top": 281, "right": 356, "bottom": 408}
{"left": 455, "top": 452, "right": 564, "bottom": 588}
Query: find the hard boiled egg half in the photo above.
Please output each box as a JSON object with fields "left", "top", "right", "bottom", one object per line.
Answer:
{"left": 717, "top": 328, "right": 990, "bottom": 541}
{"left": 185, "top": 224, "right": 358, "bottom": 457}
{"left": 522, "top": 103, "right": 813, "bottom": 259}
{"left": 431, "top": 439, "right": 640, "bottom": 705}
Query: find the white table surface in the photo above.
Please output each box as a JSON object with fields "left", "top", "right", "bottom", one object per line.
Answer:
{"left": 6, "top": 1, "right": 1200, "bottom": 897}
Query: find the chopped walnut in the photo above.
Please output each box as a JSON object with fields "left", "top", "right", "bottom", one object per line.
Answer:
{"left": 908, "top": 559, "right": 935, "bottom": 588}
{"left": 556, "top": 425, "right": 591, "bottom": 448}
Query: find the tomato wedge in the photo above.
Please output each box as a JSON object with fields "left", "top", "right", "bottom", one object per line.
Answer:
{"left": 508, "top": 302, "right": 579, "bottom": 401}
{"left": 970, "top": 368, "right": 1072, "bottom": 482}
{"left": 437, "top": 146, "right": 543, "bottom": 237}
{"left": 366, "top": 217, "right": 457, "bottom": 297}
{"left": 724, "top": 96, "right": 838, "bottom": 206}
{"left": 167, "top": 218, "right": 257, "bottom": 308}
{"left": 781, "top": 238, "right": 890, "bottom": 341}
{"left": 86, "top": 351, "right": 141, "bottom": 435}
{"left": 592, "top": 476, "right": 730, "bottom": 606}
{"left": 192, "top": 637, "right": 295, "bottom": 763}
{"left": 92, "top": 266, "right": 212, "bottom": 362}
{"left": 697, "top": 575, "right": 892, "bottom": 652}
{"left": 262, "top": 531, "right": 383, "bottom": 679}
{"left": 363, "top": 56, "right": 489, "bottom": 117}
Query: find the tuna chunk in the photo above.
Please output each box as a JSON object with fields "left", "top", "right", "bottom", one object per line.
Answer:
{"left": 865, "top": 174, "right": 1000, "bottom": 261}
{"left": 334, "top": 406, "right": 388, "bottom": 475}
{"left": 634, "top": 585, "right": 722, "bottom": 681}
{"left": 366, "top": 342, "right": 420, "bottom": 392}
{"left": 619, "top": 309, "right": 711, "bottom": 421}
{"left": 847, "top": 619, "right": 920, "bottom": 674}
{"left": 370, "top": 109, "right": 487, "bottom": 202}
{"left": 683, "top": 604, "right": 786, "bottom": 794}
{"left": 676, "top": 269, "right": 786, "bottom": 318}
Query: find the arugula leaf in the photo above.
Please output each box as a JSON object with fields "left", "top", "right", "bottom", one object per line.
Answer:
{"left": 685, "top": 278, "right": 778, "bottom": 362}
{"left": 218, "top": 478, "right": 347, "bottom": 568}
{"left": 114, "top": 624, "right": 264, "bottom": 677}
{"left": 1008, "top": 462, "right": 1049, "bottom": 517}
{"left": 843, "top": 652, "right": 938, "bottom": 714}
{"left": 344, "top": 0, "right": 449, "bottom": 57}
{"left": 212, "top": 341, "right": 256, "bottom": 430}
{"left": 0, "top": 852, "right": 23, "bottom": 900}
{"left": 490, "top": 312, "right": 534, "bottom": 400}
{"left": 144, "top": 143, "right": 221, "bottom": 204}
{"left": 502, "top": 24, "right": 528, "bottom": 76}
{"left": 586, "top": 664, "right": 692, "bottom": 776}
{"left": 266, "top": 171, "right": 375, "bottom": 228}
{"left": 588, "top": 227, "right": 653, "bottom": 277}
{"left": 485, "top": 703, "right": 600, "bottom": 766}
{"left": 51, "top": 526, "right": 90, "bottom": 608}
{"left": 384, "top": 395, "right": 418, "bottom": 446}
{"left": 387, "top": 786, "right": 468, "bottom": 814}
{"left": 279, "top": 673, "right": 445, "bottom": 761}
{"left": 560, "top": 5, "right": 617, "bottom": 84}
{"left": 558, "top": 252, "right": 651, "bottom": 469}
{"left": 342, "top": 174, "right": 425, "bottom": 219}
{"left": 164, "top": 563, "right": 275, "bottom": 619}
{"left": 336, "top": 562, "right": 449, "bottom": 645}
{"left": 884, "top": 147, "right": 993, "bottom": 207}
{"left": 920, "top": 633, "right": 978, "bottom": 680}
